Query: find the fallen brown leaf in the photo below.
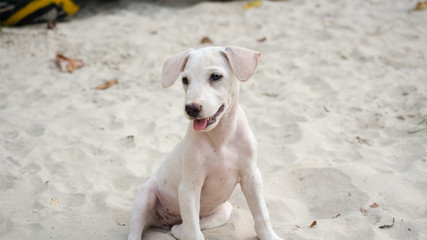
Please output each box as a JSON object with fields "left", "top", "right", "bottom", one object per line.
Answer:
{"left": 370, "top": 202, "right": 380, "bottom": 208}
{"left": 257, "top": 37, "right": 267, "bottom": 42}
{"left": 360, "top": 206, "right": 367, "bottom": 214}
{"left": 413, "top": 1, "right": 427, "bottom": 11}
{"left": 56, "top": 53, "right": 83, "bottom": 73}
{"left": 50, "top": 197, "right": 59, "bottom": 205}
{"left": 201, "top": 37, "right": 213, "bottom": 44}
{"left": 333, "top": 213, "right": 341, "bottom": 218}
{"left": 310, "top": 220, "right": 317, "bottom": 228}
{"left": 95, "top": 79, "right": 119, "bottom": 90}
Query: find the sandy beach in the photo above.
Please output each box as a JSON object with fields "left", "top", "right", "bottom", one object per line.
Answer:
{"left": 1, "top": 0, "right": 426, "bottom": 239}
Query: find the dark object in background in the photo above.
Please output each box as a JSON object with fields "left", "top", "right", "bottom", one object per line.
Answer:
{"left": 47, "top": 20, "right": 56, "bottom": 29}
{"left": 0, "top": 0, "right": 83, "bottom": 26}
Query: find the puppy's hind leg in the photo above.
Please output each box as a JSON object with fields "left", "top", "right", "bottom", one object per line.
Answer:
{"left": 200, "top": 201, "right": 233, "bottom": 230}
{"left": 128, "top": 179, "right": 158, "bottom": 240}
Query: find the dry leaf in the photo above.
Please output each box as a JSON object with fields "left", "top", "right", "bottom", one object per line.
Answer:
{"left": 55, "top": 53, "right": 83, "bottom": 73}
{"left": 244, "top": 0, "right": 263, "bottom": 10}
{"left": 310, "top": 220, "right": 317, "bottom": 228}
{"left": 201, "top": 37, "right": 213, "bottom": 44}
{"left": 333, "top": 213, "right": 341, "bottom": 218}
{"left": 50, "top": 197, "right": 59, "bottom": 205}
{"left": 370, "top": 202, "right": 380, "bottom": 208}
{"left": 413, "top": 1, "right": 427, "bottom": 11}
{"left": 95, "top": 79, "right": 119, "bottom": 90}
{"left": 360, "top": 206, "right": 366, "bottom": 214}
{"left": 257, "top": 37, "right": 267, "bottom": 42}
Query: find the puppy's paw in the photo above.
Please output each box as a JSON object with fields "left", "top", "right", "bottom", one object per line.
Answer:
{"left": 263, "top": 233, "right": 284, "bottom": 240}
{"left": 127, "top": 234, "right": 141, "bottom": 240}
{"left": 171, "top": 224, "right": 204, "bottom": 240}
{"left": 171, "top": 224, "right": 183, "bottom": 239}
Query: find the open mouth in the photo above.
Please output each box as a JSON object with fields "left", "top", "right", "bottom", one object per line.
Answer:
{"left": 193, "top": 105, "right": 225, "bottom": 131}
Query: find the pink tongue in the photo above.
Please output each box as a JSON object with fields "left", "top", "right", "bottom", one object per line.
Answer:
{"left": 193, "top": 119, "right": 208, "bottom": 131}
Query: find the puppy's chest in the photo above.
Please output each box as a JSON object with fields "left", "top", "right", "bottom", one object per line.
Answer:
{"left": 202, "top": 148, "right": 241, "bottom": 191}
{"left": 205, "top": 146, "right": 240, "bottom": 173}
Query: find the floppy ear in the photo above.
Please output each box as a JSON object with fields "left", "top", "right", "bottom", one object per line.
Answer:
{"left": 161, "top": 49, "right": 193, "bottom": 88}
{"left": 223, "top": 46, "right": 262, "bottom": 81}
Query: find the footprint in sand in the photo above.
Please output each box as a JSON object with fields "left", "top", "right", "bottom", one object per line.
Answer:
{"left": 257, "top": 122, "right": 303, "bottom": 145}
{"left": 26, "top": 124, "right": 45, "bottom": 137}
{"left": 295, "top": 168, "right": 369, "bottom": 218}
{"left": 0, "top": 215, "right": 11, "bottom": 235}
{"left": 100, "top": 136, "right": 136, "bottom": 152}
{"left": 0, "top": 173, "right": 18, "bottom": 191}
{"left": 3, "top": 140, "right": 29, "bottom": 156}
{"left": 65, "top": 193, "right": 87, "bottom": 207}
{"left": 26, "top": 163, "right": 42, "bottom": 174}
{"left": 113, "top": 174, "right": 139, "bottom": 192}
{"left": 49, "top": 148, "right": 95, "bottom": 175}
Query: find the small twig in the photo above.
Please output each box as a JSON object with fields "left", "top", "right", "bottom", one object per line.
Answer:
{"left": 310, "top": 220, "right": 317, "bottom": 228}
{"left": 116, "top": 220, "right": 126, "bottom": 227}
{"left": 95, "top": 79, "right": 119, "bottom": 90}
{"left": 379, "top": 218, "right": 395, "bottom": 229}
{"left": 408, "top": 115, "right": 427, "bottom": 134}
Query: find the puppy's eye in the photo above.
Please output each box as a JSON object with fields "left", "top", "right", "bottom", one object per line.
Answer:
{"left": 182, "top": 77, "right": 189, "bottom": 85}
{"left": 210, "top": 74, "right": 222, "bottom": 82}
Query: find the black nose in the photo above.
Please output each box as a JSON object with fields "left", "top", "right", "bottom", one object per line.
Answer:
{"left": 185, "top": 104, "right": 202, "bottom": 118}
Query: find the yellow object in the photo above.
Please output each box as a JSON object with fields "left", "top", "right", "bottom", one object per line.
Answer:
{"left": 243, "top": 0, "right": 263, "bottom": 10}
{"left": 413, "top": 1, "right": 427, "bottom": 11}
{"left": 2, "top": 0, "right": 80, "bottom": 26}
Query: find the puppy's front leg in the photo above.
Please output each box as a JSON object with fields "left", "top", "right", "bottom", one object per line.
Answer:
{"left": 173, "top": 182, "right": 204, "bottom": 240}
{"left": 241, "top": 167, "right": 283, "bottom": 240}
{"left": 172, "top": 152, "right": 205, "bottom": 240}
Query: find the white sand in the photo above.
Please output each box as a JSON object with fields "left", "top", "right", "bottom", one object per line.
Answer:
{"left": 1, "top": 0, "right": 426, "bottom": 239}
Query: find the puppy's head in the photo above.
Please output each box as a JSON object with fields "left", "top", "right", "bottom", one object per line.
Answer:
{"left": 161, "top": 46, "right": 261, "bottom": 132}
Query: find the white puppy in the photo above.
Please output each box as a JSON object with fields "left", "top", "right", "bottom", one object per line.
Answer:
{"left": 128, "top": 46, "right": 283, "bottom": 240}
